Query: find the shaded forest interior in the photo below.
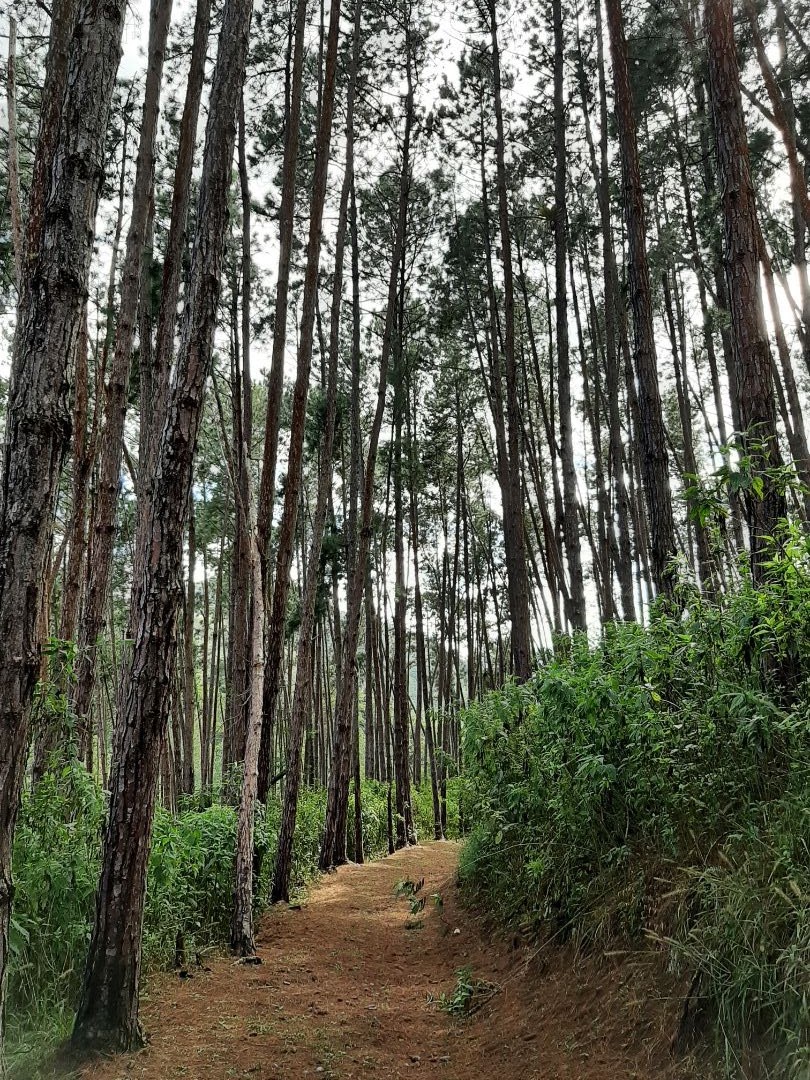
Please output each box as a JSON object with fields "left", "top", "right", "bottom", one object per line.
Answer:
{"left": 1, "top": 0, "right": 810, "bottom": 1076}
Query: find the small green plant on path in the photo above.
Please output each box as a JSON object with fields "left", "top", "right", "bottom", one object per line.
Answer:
{"left": 430, "top": 966, "right": 497, "bottom": 1016}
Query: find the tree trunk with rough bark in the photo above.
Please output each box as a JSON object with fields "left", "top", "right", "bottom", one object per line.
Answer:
{"left": 605, "top": 0, "right": 677, "bottom": 596}
{"left": 71, "top": 0, "right": 253, "bottom": 1048}
{"left": 259, "top": 0, "right": 343, "bottom": 815}
{"left": 552, "top": 0, "right": 586, "bottom": 632}
{"left": 255, "top": 0, "right": 310, "bottom": 800}
{"left": 704, "top": 0, "right": 786, "bottom": 580}
{"left": 272, "top": 0, "right": 362, "bottom": 904}
{"left": 72, "top": 0, "right": 174, "bottom": 735}
{"left": 0, "top": 0, "right": 124, "bottom": 1043}
{"left": 488, "top": 0, "right": 533, "bottom": 677}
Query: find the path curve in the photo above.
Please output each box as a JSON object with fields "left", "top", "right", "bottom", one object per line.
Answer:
{"left": 79, "top": 842, "right": 689, "bottom": 1080}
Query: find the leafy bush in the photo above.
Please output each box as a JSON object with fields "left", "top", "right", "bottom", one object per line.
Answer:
{"left": 7, "top": 759, "right": 104, "bottom": 1054}
{"left": 459, "top": 535, "right": 810, "bottom": 1077}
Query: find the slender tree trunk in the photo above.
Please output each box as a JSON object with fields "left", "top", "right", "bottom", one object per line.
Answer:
{"left": 605, "top": 0, "right": 677, "bottom": 595}
{"left": 408, "top": 386, "right": 442, "bottom": 837}
{"left": 143, "top": 0, "right": 211, "bottom": 480}
{"left": 255, "top": 0, "right": 309, "bottom": 556}
{"left": 552, "top": 0, "right": 586, "bottom": 631}
{"left": 661, "top": 270, "right": 716, "bottom": 593}
{"left": 181, "top": 501, "right": 196, "bottom": 795}
{"left": 320, "top": 58, "right": 414, "bottom": 871}
{"left": 257, "top": 0, "right": 343, "bottom": 807}
{"left": 487, "top": 0, "right": 533, "bottom": 677}
{"left": 272, "top": 0, "right": 362, "bottom": 902}
{"left": 255, "top": 0, "right": 311, "bottom": 799}
{"left": 589, "top": 0, "right": 635, "bottom": 620}
{"left": 32, "top": 306, "right": 92, "bottom": 783}
{"left": 230, "top": 492, "right": 264, "bottom": 954}
{"left": 224, "top": 293, "right": 250, "bottom": 772}
{"left": 72, "top": 0, "right": 174, "bottom": 734}
{"left": 392, "top": 353, "right": 414, "bottom": 848}
{"left": 704, "top": 0, "right": 787, "bottom": 580}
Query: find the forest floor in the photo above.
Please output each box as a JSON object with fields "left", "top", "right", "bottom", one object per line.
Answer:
{"left": 75, "top": 842, "right": 694, "bottom": 1080}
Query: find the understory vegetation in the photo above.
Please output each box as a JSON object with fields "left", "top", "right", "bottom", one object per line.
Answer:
{"left": 460, "top": 536, "right": 810, "bottom": 1079}
{"left": 6, "top": 773, "right": 460, "bottom": 1073}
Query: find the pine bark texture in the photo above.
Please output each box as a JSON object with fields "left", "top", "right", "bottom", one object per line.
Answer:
{"left": 605, "top": 0, "right": 677, "bottom": 595}
{"left": 72, "top": 0, "right": 173, "bottom": 734}
{"left": 704, "top": 0, "right": 786, "bottom": 578}
{"left": 272, "top": 0, "right": 363, "bottom": 905}
{"left": 0, "top": 0, "right": 125, "bottom": 1039}
{"left": 488, "top": 0, "right": 534, "bottom": 677}
{"left": 72, "top": 0, "right": 253, "bottom": 1048}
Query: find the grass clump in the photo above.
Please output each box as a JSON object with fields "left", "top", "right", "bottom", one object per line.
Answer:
{"left": 459, "top": 535, "right": 810, "bottom": 1076}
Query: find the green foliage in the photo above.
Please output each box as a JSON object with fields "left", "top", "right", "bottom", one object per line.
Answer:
{"left": 459, "top": 541, "right": 810, "bottom": 1077}
{"left": 392, "top": 877, "right": 426, "bottom": 914}
{"left": 411, "top": 776, "right": 463, "bottom": 838}
{"left": 7, "top": 759, "right": 104, "bottom": 1057}
{"left": 430, "top": 966, "right": 495, "bottom": 1016}
{"left": 350, "top": 776, "right": 462, "bottom": 857}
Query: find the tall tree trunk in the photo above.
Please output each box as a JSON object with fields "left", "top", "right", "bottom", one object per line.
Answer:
{"left": 407, "top": 383, "right": 442, "bottom": 837}
{"left": 319, "top": 52, "right": 414, "bottom": 871}
{"left": 552, "top": 0, "right": 586, "bottom": 631}
{"left": 72, "top": 0, "right": 174, "bottom": 734}
{"left": 704, "top": 0, "right": 786, "bottom": 580}
{"left": 591, "top": 0, "right": 635, "bottom": 620}
{"left": 255, "top": 0, "right": 310, "bottom": 799}
{"left": 392, "top": 330, "right": 414, "bottom": 849}
{"left": 224, "top": 284, "right": 250, "bottom": 772}
{"left": 0, "top": 0, "right": 124, "bottom": 1042}
{"left": 257, "top": 0, "right": 343, "bottom": 807}
{"left": 487, "top": 0, "right": 533, "bottom": 677}
{"left": 72, "top": 0, "right": 253, "bottom": 1048}
{"left": 605, "top": 0, "right": 677, "bottom": 595}
{"left": 391, "top": 53, "right": 416, "bottom": 846}
{"left": 223, "top": 98, "right": 255, "bottom": 774}
{"left": 272, "top": 0, "right": 362, "bottom": 903}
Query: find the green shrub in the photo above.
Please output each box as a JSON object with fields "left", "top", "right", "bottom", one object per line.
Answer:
{"left": 459, "top": 536, "right": 810, "bottom": 1077}
{"left": 7, "top": 759, "right": 104, "bottom": 1054}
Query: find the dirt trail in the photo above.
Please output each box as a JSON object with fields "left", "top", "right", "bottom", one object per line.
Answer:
{"left": 79, "top": 842, "right": 689, "bottom": 1080}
